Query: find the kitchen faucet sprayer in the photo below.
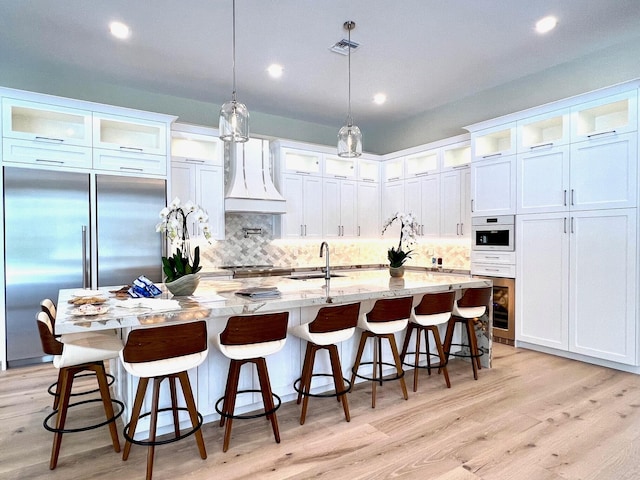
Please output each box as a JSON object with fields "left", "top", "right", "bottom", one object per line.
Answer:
{"left": 319, "top": 241, "right": 331, "bottom": 280}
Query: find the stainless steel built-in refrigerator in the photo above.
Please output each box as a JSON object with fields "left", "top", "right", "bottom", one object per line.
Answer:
{"left": 4, "top": 166, "right": 166, "bottom": 366}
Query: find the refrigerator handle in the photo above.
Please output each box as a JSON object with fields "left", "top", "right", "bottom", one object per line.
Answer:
{"left": 82, "top": 225, "right": 89, "bottom": 288}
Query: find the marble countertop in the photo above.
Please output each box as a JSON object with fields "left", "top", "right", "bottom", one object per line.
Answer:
{"left": 56, "top": 269, "right": 489, "bottom": 334}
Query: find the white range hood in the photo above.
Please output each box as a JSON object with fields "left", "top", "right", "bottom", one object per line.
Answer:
{"left": 225, "top": 138, "right": 286, "bottom": 214}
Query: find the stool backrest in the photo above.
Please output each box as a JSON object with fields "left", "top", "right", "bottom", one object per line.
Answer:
{"left": 309, "top": 302, "right": 360, "bottom": 333}
{"left": 414, "top": 291, "right": 456, "bottom": 316}
{"left": 367, "top": 297, "right": 413, "bottom": 323}
{"left": 40, "top": 298, "right": 57, "bottom": 324}
{"left": 221, "top": 312, "right": 289, "bottom": 346}
{"left": 122, "top": 320, "right": 207, "bottom": 364}
{"left": 36, "top": 311, "right": 63, "bottom": 356}
{"left": 458, "top": 287, "right": 492, "bottom": 309}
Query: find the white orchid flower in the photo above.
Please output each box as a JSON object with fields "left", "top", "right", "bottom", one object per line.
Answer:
{"left": 170, "top": 197, "right": 181, "bottom": 208}
{"left": 183, "top": 200, "right": 196, "bottom": 213}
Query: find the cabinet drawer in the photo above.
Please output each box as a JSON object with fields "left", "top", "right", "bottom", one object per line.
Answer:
{"left": 93, "top": 113, "right": 167, "bottom": 155}
{"left": 471, "top": 251, "right": 515, "bottom": 265}
{"left": 471, "top": 262, "right": 516, "bottom": 278}
{"left": 93, "top": 148, "right": 167, "bottom": 176}
{"left": 2, "top": 137, "right": 92, "bottom": 169}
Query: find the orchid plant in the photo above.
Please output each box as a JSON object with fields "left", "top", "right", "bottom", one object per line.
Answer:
{"left": 156, "top": 197, "right": 212, "bottom": 282}
{"left": 381, "top": 212, "right": 420, "bottom": 268}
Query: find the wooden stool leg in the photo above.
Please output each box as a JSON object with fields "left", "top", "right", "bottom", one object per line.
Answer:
{"left": 350, "top": 331, "right": 368, "bottom": 388}
{"left": 371, "top": 335, "right": 380, "bottom": 408}
{"left": 400, "top": 323, "right": 415, "bottom": 364}
{"left": 169, "top": 376, "right": 181, "bottom": 438}
{"left": 298, "top": 342, "right": 314, "bottom": 406}
{"left": 94, "top": 362, "right": 120, "bottom": 452}
{"left": 443, "top": 318, "right": 456, "bottom": 361}
{"left": 123, "top": 377, "right": 149, "bottom": 461}
{"left": 464, "top": 320, "right": 479, "bottom": 380}
{"left": 299, "top": 344, "right": 318, "bottom": 425}
{"left": 177, "top": 371, "right": 207, "bottom": 459}
{"left": 221, "top": 360, "right": 242, "bottom": 452}
{"left": 386, "top": 333, "right": 408, "bottom": 401}
{"left": 412, "top": 326, "right": 422, "bottom": 392}
{"left": 52, "top": 369, "right": 63, "bottom": 411}
{"left": 431, "top": 326, "right": 451, "bottom": 388}
{"left": 256, "top": 358, "right": 280, "bottom": 444}
{"left": 471, "top": 319, "right": 483, "bottom": 370}
{"left": 328, "top": 344, "right": 350, "bottom": 422}
{"left": 146, "top": 378, "right": 162, "bottom": 480}
{"left": 50, "top": 367, "right": 74, "bottom": 470}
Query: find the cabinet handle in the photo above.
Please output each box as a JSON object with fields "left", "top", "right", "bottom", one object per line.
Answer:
{"left": 338, "top": 226, "right": 341, "bottom": 236}
{"left": 358, "top": 226, "right": 361, "bottom": 236}
{"left": 571, "top": 217, "right": 575, "bottom": 234}
{"left": 471, "top": 199, "right": 474, "bottom": 212}
{"left": 571, "top": 189, "right": 575, "bottom": 206}
{"left": 481, "top": 153, "right": 502, "bottom": 159}
{"left": 119, "top": 167, "right": 144, "bottom": 172}
{"left": 295, "top": 171, "right": 311, "bottom": 175}
{"left": 119, "top": 146, "right": 144, "bottom": 152}
{"left": 563, "top": 189, "right": 567, "bottom": 206}
{"left": 35, "top": 158, "right": 65, "bottom": 164}
{"left": 460, "top": 223, "right": 464, "bottom": 235}
{"left": 452, "top": 164, "right": 468, "bottom": 169}
{"left": 564, "top": 217, "right": 567, "bottom": 234}
{"left": 300, "top": 225, "right": 304, "bottom": 236}
{"left": 304, "top": 225, "right": 307, "bottom": 236}
{"left": 415, "top": 172, "right": 431, "bottom": 177}
{"left": 485, "top": 268, "right": 501, "bottom": 272}
{"left": 530, "top": 142, "right": 554, "bottom": 150}
{"left": 587, "top": 130, "right": 616, "bottom": 139}
{"left": 185, "top": 158, "right": 206, "bottom": 163}
{"left": 456, "top": 223, "right": 460, "bottom": 235}
{"left": 485, "top": 255, "right": 500, "bottom": 259}
{"left": 334, "top": 175, "right": 347, "bottom": 179}
{"left": 34, "top": 136, "right": 64, "bottom": 143}
{"left": 361, "top": 178, "right": 375, "bottom": 182}
{"left": 388, "top": 176, "right": 400, "bottom": 181}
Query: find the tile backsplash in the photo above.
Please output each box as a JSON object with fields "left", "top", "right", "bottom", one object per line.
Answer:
{"left": 199, "top": 213, "right": 471, "bottom": 270}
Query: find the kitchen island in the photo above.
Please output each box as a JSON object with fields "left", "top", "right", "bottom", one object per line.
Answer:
{"left": 57, "top": 269, "right": 491, "bottom": 437}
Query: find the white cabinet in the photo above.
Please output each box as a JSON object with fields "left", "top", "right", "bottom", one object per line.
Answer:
{"left": 323, "top": 178, "right": 357, "bottom": 238}
{"left": 517, "top": 145, "right": 570, "bottom": 214}
{"left": 357, "top": 181, "right": 380, "bottom": 238}
{"left": 517, "top": 109, "right": 569, "bottom": 151}
{"left": 516, "top": 209, "right": 637, "bottom": 365}
{"left": 170, "top": 125, "right": 225, "bottom": 240}
{"left": 470, "top": 155, "right": 516, "bottom": 215}
{"left": 472, "top": 123, "right": 516, "bottom": 159}
{"left": 405, "top": 149, "right": 439, "bottom": 177}
{"left": 441, "top": 167, "right": 471, "bottom": 237}
{"left": 1, "top": 98, "right": 92, "bottom": 168}
{"left": 442, "top": 142, "right": 471, "bottom": 171}
{"left": 324, "top": 154, "right": 356, "bottom": 179}
{"left": 383, "top": 157, "right": 404, "bottom": 182}
{"left": 280, "top": 147, "right": 322, "bottom": 175}
{"left": 569, "top": 132, "right": 637, "bottom": 211}
{"left": 281, "top": 174, "right": 323, "bottom": 238}
{"left": 381, "top": 179, "right": 404, "bottom": 239}
{"left": 571, "top": 90, "right": 638, "bottom": 142}
{"left": 358, "top": 158, "right": 380, "bottom": 182}
{"left": 405, "top": 175, "right": 439, "bottom": 238}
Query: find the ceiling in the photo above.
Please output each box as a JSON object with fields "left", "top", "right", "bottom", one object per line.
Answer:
{"left": 2, "top": 0, "right": 640, "bottom": 137}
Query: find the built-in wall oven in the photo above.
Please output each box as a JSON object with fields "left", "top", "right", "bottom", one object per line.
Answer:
{"left": 471, "top": 215, "right": 516, "bottom": 345}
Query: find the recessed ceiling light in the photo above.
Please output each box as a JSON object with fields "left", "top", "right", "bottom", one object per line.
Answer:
{"left": 373, "top": 93, "right": 387, "bottom": 105}
{"left": 267, "top": 64, "right": 284, "bottom": 79}
{"left": 109, "top": 21, "right": 131, "bottom": 40}
{"left": 535, "top": 15, "right": 557, "bottom": 34}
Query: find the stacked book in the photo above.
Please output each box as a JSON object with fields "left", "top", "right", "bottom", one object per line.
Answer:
{"left": 235, "top": 286, "right": 281, "bottom": 299}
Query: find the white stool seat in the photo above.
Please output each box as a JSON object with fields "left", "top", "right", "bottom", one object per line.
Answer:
{"left": 213, "top": 336, "right": 285, "bottom": 360}
{"left": 54, "top": 332, "right": 122, "bottom": 368}
{"left": 411, "top": 311, "right": 451, "bottom": 327}
{"left": 120, "top": 350, "right": 207, "bottom": 378}
{"left": 453, "top": 303, "right": 486, "bottom": 319}
{"left": 358, "top": 313, "right": 407, "bottom": 335}
{"left": 289, "top": 323, "right": 355, "bottom": 346}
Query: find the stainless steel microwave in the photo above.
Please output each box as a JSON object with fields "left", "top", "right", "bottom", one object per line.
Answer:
{"left": 471, "top": 215, "right": 515, "bottom": 251}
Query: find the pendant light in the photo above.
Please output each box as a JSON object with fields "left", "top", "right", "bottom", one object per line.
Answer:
{"left": 337, "top": 20, "right": 362, "bottom": 157}
{"left": 219, "top": 0, "right": 249, "bottom": 142}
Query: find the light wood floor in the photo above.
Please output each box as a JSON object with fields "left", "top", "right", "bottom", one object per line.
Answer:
{"left": 1, "top": 344, "right": 640, "bottom": 479}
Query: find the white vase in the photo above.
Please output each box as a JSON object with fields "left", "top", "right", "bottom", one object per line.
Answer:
{"left": 165, "top": 273, "right": 200, "bottom": 296}
{"left": 389, "top": 266, "right": 405, "bottom": 278}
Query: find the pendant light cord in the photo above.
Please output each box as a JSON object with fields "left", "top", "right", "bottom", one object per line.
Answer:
{"left": 347, "top": 21, "right": 353, "bottom": 126}
{"left": 231, "top": 0, "right": 237, "bottom": 102}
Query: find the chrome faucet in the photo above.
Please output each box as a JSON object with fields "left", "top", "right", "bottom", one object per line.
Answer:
{"left": 319, "top": 241, "right": 330, "bottom": 280}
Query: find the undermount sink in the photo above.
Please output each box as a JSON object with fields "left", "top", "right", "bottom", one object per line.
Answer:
{"left": 287, "top": 273, "right": 345, "bottom": 280}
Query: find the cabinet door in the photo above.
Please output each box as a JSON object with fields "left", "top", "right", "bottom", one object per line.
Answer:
{"left": 357, "top": 181, "right": 379, "bottom": 238}
{"left": 170, "top": 162, "right": 197, "bottom": 233}
{"left": 197, "top": 165, "right": 224, "bottom": 241}
{"left": 322, "top": 178, "right": 341, "bottom": 237}
{"left": 339, "top": 180, "right": 357, "bottom": 237}
{"left": 517, "top": 145, "right": 570, "bottom": 214}
{"left": 440, "top": 170, "right": 461, "bottom": 237}
{"left": 459, "top": 168, "right": 471, "bottom": 237}
{"left": 303, "top": 176, "right": 323, "bottom": 238}
{"left": 93, "top": 113, "right": 167, "bottom": 156}
{"left": 569, "top": 132, "right": 637, "bottom": 211}
{"left": 93, "top": 149, "right": 167, "bottom": 176}
{"left": 281, "top": 174, "right": 305, "bottom": 238}
{"left": 420, "top": 175, "right": 440, "bottom": 238}
{"left": 2, "top": 138, "right": 92, "bottom": 169}
{"left": 471, "top": 155, "right": 516, "bottom": 215}
{"left": 516, "top": 213, "right": 569, "bottom": 349}
{"left": 404, "top": 178, "right": 422, "bottom": 230}
{"left": 569, "top": 209, "right": 637, "bottom": 365}
{"left": 382, "top": 180, "right": 404, "bottom": 239}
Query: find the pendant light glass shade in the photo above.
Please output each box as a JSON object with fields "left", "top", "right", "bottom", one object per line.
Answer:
{"left": 219, "top": 0, "right": 249, "bottom": 143}
{"left": 337, "top": 20, "right": 362, "bottom": 157}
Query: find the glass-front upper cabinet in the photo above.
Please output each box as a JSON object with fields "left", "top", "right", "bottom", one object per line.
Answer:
{"left": 383, "top": 157, "right": 404, "bottom": 182}
{"left": 405, "top": 149, "right": 439, "bottom": 177}
{"left": 171, "top": 125, "right": 222, "bottom": 166}
{"left": 570, "top": 90, "right": 638, "bottom": 142}
{"left": 517, "top": 109, "right": 569, "bottom": 151}
{"left": 442, "top": 141, "right": 471, "bottom": 171}
{"left": 2, "top": 98, "right": 92, "bottom": 147}
{"left": 280, "top": 147, "right": 322, "bottom": 175}
{"left": 472, "top": 123, "right": 516, "bottom": 160}
{"left": 358, "top": 158, "right": 380, "bottom": 182}
{"left": 324, "top": 154, "right": 356, "bottom": 179}
{"left": 93, "top": 112, "right": 167, "bottom": 156}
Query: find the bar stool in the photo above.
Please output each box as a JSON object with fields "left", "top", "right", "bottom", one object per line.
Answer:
{"left": 120, "top": 321, "right": 208, "bottom": 480}
{"left": 289, "top": 302, "right": 360, "bottom": 424}
{"left": 350, "top": 296, "right": 412, "bottom": 408}
{"left": 443, "top": 287, "right": 492, "bottom": 380}
{"left": 400, "top": 291, "right": 455, "bottom": 391}
{"left": 36, "top": 311, "right": 124, "bottom": 470}
{"left": 212, "top": 312, "right": 289, "bottom": 452}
